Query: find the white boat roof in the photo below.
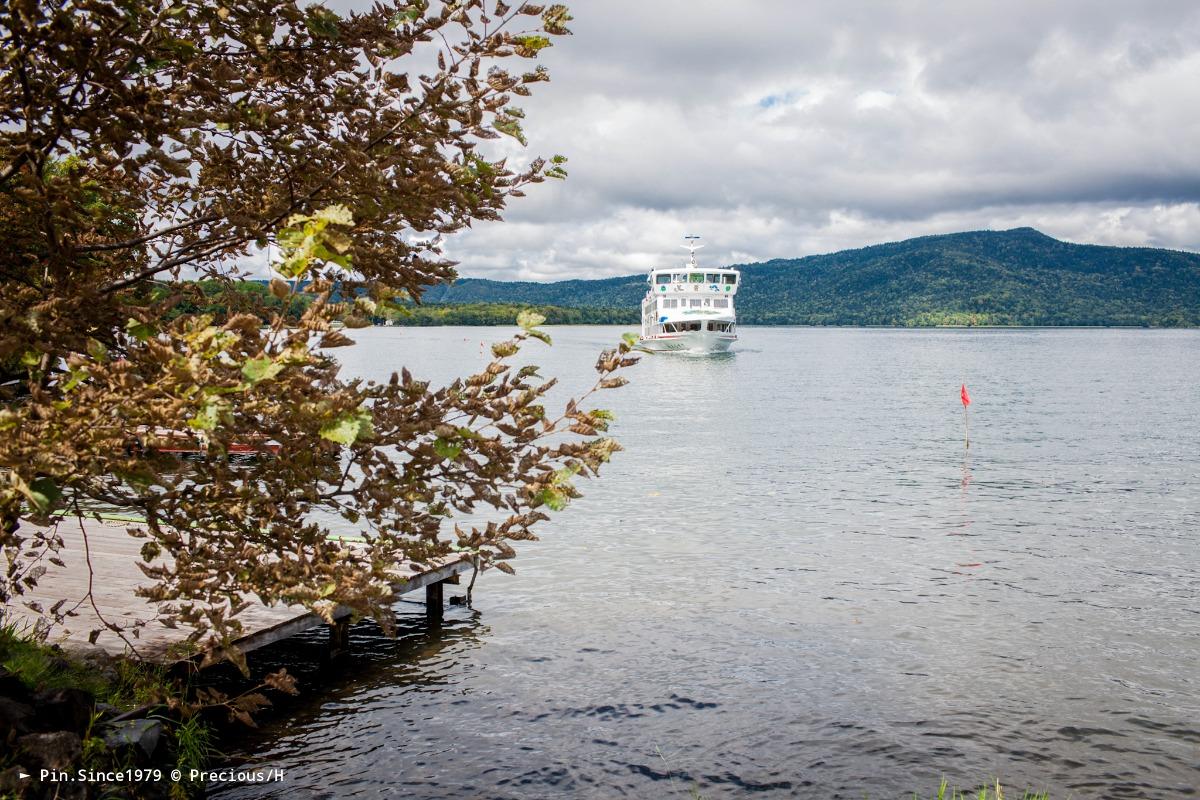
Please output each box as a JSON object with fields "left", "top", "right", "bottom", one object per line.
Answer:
{"left": 647, "top": 266, "right": 741, "bottom": 272}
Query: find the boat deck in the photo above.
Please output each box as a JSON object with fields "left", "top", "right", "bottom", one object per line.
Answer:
{"left": 5, "top": 516, "right": 473, "bottom": 664}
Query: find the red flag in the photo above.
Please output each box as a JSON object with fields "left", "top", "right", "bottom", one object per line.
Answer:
{"left": 960, "top": 383, "right": 971, "bottom": 407}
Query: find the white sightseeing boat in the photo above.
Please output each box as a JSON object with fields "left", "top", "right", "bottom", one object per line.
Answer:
{"left": 637, "top": 236, "right": 739, "bottom": 354}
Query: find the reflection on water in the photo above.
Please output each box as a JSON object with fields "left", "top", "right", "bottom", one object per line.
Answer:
{"left": 213, "top": 327, "right": 1200, "bottom": 799}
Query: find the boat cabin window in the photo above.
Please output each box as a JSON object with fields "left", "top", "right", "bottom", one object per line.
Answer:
{"left": 707, "top": 321, "right": 732, "bottom": 332}
{"left": 662, "top": 298, "right": 678, "bottom": 308}
{"left": 714, "top": 298, "right": 729, "bottom": 308}
{"left": 655, "top": 273, "right": 671, "bottom": 284}
{"left": 689, "top": 273, "right": 704, "bottom": 283}
{"left": 689, "top": 298, "right": 702, "bottom": 307}
{"left": 722, "top": 273, "right": 737, "bottom": 284}
{"left": 661, "top": 320, "right": 708, "bottom": 333}
{"left": 705, "top": 273, "right": 719, "bottom": 283}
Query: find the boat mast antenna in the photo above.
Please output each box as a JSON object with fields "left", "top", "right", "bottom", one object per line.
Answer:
{"left": 681, "top": 234, "right": 704, "bottom": 268}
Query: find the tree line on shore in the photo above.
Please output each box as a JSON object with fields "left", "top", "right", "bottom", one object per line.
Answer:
{"left": 159, "top": 282, "right": 636, "bottom": 326}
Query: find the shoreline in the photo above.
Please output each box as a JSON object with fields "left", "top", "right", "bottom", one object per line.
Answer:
{"left": 372, "top": 321, "right": 1200, "bottom": 329}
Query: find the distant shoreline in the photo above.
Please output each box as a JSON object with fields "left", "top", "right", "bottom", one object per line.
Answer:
{"left": 374, "top": 321, "right": 1198, "bottom": 330}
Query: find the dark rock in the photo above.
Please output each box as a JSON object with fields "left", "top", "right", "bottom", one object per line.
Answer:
{"left": 57, "top": 640, "right": 120, "bottom": 681}
{"left": 0, "top": 765, "right": 31, "bottom": 795}
{"left": 0, "top": 696, "right": 35, "bottom": 739}
{"left": 31, "top": 687, "right": 95, "bottom": 735}
{"left": 17, "top": 730, "right": 82, "bottom": 773}
{"left": 102, "top": 717, "right": 164, "bottom": 760}
{"left": 0, "top": 665, "right": 29, "bottom": 699}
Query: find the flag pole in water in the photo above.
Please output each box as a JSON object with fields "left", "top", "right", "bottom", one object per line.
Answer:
{"left": 960, "top": 382, "right": 972, "bottom": 450}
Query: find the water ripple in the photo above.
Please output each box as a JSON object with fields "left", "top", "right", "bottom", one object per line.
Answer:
{"left": 210, "top": 328, "right": 1200, "bottom": 800}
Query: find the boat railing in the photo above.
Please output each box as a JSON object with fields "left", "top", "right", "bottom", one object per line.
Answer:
{"left": 651, "top": 282, "right": 737, "bottom": 295}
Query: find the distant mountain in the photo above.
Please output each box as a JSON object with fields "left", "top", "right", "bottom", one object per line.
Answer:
{"left": 423, "top": 228, "right": 1200, "bottom": 326}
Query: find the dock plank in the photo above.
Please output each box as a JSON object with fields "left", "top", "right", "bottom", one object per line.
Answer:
{"left": 4, "top": 517, "right": 473, "bottom": 663}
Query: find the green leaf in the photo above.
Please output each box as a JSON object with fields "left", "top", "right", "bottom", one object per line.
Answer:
{"left": 319, "top": 416, "right": 359, "bottom": 445}
{"left": 241, "top": 357, "right": 284, "bottom": 384}
{"left": 62, "top": 367, "right": 89, "bottom": 392}
{"left": 29, "top": 477, "right": 63, "bottom": 513}
{"left": 535, "top": 486, "right": 569, "bottom": 512}
{"left": 125, "top": 318, "right": 157, "bottom": 342}
{"left": 552, "top": 463, "right": 579, "bottom": 484}
{"left": 516, "top": 365, "right": 542, "bottom": 379}
{"left": 433, "top": 437, "right": 462, "bottom": 460}
{"left": 86, "top": 338, "right": 109, "bottom": 362}
{"left": 512, "top": 34, "right": 552, "bottom": 56}
{"left": 320, "top": 408, "right": 373, "bottom": 445}
{"left": 494, "top": 114, "right": 528, "bottom": 146}
{"left": 188, "top": 397, "right": 224, "bottom": 430}
{"left": 304, "top": 6, "right": 342, "bottom": 38}
{"left": 545, "top": 153, "right": 568, "bottom": 179}
{"left": 273, "top": 204, "right": 356, "bottom": 278}
{"left": 516, "top": 309, "right": 546, "bottom": 330}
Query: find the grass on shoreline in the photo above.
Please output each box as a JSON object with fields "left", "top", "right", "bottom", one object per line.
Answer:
{"left": 913, "top": 778, "right": 1050, "bottom": 800}
{"left": 0, "top": 618, "right": 167, "bottom": 708}
{"left": 1, "top": 617, "right": 217, "bottom": 798}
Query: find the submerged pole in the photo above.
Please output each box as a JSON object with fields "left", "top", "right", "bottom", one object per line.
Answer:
{"left": 328, "top": 617, "right": 350, "bottom": 659}
{"left": 426, "top": 580, "right": 444, "bottom": 624}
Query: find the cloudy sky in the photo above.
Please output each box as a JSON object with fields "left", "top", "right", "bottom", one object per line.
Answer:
{"left": 397, "top": 1, "right": 1200, "bottom": 280}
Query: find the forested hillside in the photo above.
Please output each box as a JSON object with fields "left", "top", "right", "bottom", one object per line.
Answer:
{"left": 423, "top": 228, "right": 1200, "bottom": 326}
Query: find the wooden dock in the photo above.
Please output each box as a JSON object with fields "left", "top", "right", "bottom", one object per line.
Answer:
{"left": 4, "top": 516, "right": 474, "bottom": 664}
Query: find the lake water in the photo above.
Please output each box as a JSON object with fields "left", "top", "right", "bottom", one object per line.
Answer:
{"left": 211, "top": 326, "right": 1200, "bottom": 799}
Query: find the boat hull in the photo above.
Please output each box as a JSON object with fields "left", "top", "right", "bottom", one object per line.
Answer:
{"left": 637, "top": 330, "right": 736, "bottom": 354}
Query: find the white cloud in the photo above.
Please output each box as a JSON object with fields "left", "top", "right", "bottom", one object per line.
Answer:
{"left": 349, "top": 0, "right": 1200, "bottom": 280}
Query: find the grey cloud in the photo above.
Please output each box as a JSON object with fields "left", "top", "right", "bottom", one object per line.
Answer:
{"left": 324, "top": 0, "right": 1200, "bottom": 280}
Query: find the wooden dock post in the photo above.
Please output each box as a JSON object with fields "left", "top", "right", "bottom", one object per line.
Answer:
{"left": 425, "top": 580, "right": 444, "bottom": 624}
{"left": 328, "top": 616, "right": 350, "bottom": 658}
